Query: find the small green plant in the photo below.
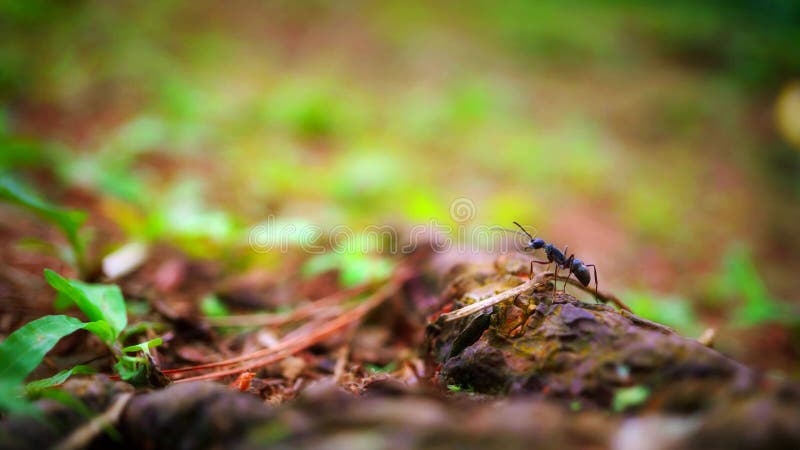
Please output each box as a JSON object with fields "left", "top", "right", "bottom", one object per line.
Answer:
{"left": 0, "top": 174, "right": 89, "bottom": 276}
{"left": 446, "top": 383, "right": 476, "bottom": 394}
{"left": 301, "top": 234, "right": 395, "bottom": 287}
{"left": 200, "top": 294, "right": 230, "bottom": 318}
{"left": 719, "top": 245, "right": 792, "bottom": 326}
{"left": 621, "top": 290, "right": 701, "bottom": 336}
{"left": 612, "top": 385, "right": 650, "bottom": 412}
{"left": 365, "top": 361, "right": 398, "bottom": 374}
{"left": 0, "top": 270, "right": 163, "bottom": 416}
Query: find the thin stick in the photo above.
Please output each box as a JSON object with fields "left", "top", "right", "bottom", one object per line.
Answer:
{"left": 163, "top": 287, "right": 376, "bottom": 375}
{"left": 440, "top": 273, "right": 551, "bottom": 322}
{"left": 53, "top": 392, "right": 133, "bottom": 450}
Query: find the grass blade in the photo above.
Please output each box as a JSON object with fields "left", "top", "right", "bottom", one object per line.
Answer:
{"left": 25, "top": 365, "right": 96, "bottom": 396}
{"left": 0, "top": 174, "right": 87, "bottom": 272}
{"left": 44, "top": 269, "right": 128, "bottom": 339}
{"left": 0, "top": 315, "right": 86, "bottom": 386}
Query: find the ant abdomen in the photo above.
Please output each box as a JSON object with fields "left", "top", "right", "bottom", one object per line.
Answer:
{"left": 573, "top": 264, "right": 591, "bottom": 286}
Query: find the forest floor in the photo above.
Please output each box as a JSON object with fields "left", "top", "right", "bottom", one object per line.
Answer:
{"left": 1, "top": 203, "right": 799, "bottom": 449}
{"left": 2, "top": 2, "right": 800, "bottom": 448}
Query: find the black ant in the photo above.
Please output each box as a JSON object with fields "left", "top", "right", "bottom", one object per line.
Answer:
{"left": 512, "top": 221, "right": 598, "bottom": 301}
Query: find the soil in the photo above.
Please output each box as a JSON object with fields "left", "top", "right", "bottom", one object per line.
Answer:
{"left": 2, "top": 250, "right": 799, "bottom": 449}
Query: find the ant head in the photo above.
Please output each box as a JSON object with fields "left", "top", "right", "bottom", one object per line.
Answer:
{"left": 513, "top": 221, "right": 544, "bottom": 250}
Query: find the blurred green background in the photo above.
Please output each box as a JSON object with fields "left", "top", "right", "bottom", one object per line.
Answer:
{"left": 1, "top": 0, "right": 799, "bottom": 375}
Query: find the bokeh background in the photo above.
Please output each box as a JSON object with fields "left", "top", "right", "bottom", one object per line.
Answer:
{"left": 1, "top": 1, "right": 799, "bottom": 375}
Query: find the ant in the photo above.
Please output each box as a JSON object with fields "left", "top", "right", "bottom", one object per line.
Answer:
{"left": 512, "top": 221, "right": 598, "bottom": 301}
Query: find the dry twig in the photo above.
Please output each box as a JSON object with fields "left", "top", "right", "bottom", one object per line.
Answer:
{"left": 53, "top": 392, "right": 133, "bottom": 450}
{"left": 169, "top": 268, "right": 413, "bottom": 382}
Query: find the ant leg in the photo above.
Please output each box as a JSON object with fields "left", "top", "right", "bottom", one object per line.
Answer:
{"left": 563, "top": 254, "right": 575, "bottom": 292}
{"left": 553, "top": 264, "right": 559, "bottom": 298}
{"left": 558, "top": 246, "right": 570, "bottom": 293}
{"left": 585, "top": 264, "right": 599, "bottom": 302}
{"left": 529, "top": 259, "right": 550, "bottom": 280}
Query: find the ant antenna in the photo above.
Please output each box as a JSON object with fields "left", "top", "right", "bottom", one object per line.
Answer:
{"left": 512, "top": 221, "right": 535, "bottom": 240}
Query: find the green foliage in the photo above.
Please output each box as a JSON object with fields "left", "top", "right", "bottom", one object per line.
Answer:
{"left": 0, "top": 315, "right": 87, "bottom": 387}
{"left": 339, "top": 255, "right": 395, "bottom": 288}
{"left": 144, "top": 179, "right": 239, "bottom": 255}
{"left": 0, "top": 134, "right": 48, "bottom": 170}
{"left": 122, "top": 337, "right": 163, "bottom": 354}
{"left": 255, "top": 78, "right": 364, "bottom": 140}
{"left": 719, "top": 245, "right": 792, "bottom": 326}
{"left": 0, "top": 315, "right": 88, "bottom": 416}
{"left": 612, "top": 385, "right": 650, "bottom": 412}
{"left": 301, "top": 232, "right": 396, "bottom": 288}
{"left": 0, "top": 174, "right": 88, "bottom": 275}
{"left": 446, "top": 383, "right": 476, "bottom": 394}
{"left": 25, "top": 365, "right": 95, "bottom": 396}
{"left": 303, "top": 252, "right": 394, "bottom": 288}
{"left": 622, "top": 290, "right": 701, "bottom": 336}
{"left": 365, "top": 362, "right": 398, "bottom": 374}
{"left": 201, "top": 294, "right": 230, "bottom": 318}
{"left": 0, "top": 270, "right": 164, "bottom": 416}
{"left": 44, "top": 270, "right": 163, "bottom": 384}
{"left": 44, "top": 269, "right": 128, "bottom": 343}
{"left": 115, "top": 337, "right": 164, "bottom": 386}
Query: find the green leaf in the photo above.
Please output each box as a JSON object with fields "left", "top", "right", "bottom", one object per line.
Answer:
{"left": 0, "top": 175, "right": 87, "bottom": 270}
{"left": 122, "top": 337, "right": 163, "bottom": 354}
{"left": 14, "top": 237, "right": 59, "bottom": 258}
{"left": 722, "top": 245, "right": 787, "bottom": 326}
{"left": 114, "top": 356, "right": 147, "bottom": 385}
{"left": 25, "top": 365, "right": 95, "bottom": 396}
{"left": 0, "top": 315, "right": 98, "bottom": 417}
{"left": 612, "top": 385, "right": 650, "bottom": 412}
{"left": 200, "top": 294, "right": 229, "bottom": 317}
{"left": 621, "top": 291, "right": 701, "bottom": 336}
{"left": 118, "top": 321, "right": 163, "bottom": 342}
{"left": 302, "top": 253, "right": 394, "bottom": 287}
{"left": 0, "top": 315, "right": 87, "bottom": 386}
{"left": 339, "top": 255, "right": 394, "bottom": 287}
{"left": 0, "top": 136, "right": 47, "bottom": 170}
{"left": 54, "top": 292, "right": 74, "bottom": 311}
{"left": 365, "top": 361, "right": 397, "bottom": 373}
{"left": 0, "top": 386, "right": 41, "bottom": 418}
{"left": 43, "top": 269, "right": 128, "bottom": 339}
{"left": 82, "top": 320, "right": 118, "bottom": 348}
{"left": 301, "top": 253, "right": 342, "bottom": 278}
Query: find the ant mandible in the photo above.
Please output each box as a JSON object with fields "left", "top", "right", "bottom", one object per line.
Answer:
{"left": 512, "top": 221, "right": 599, "bottom": 301}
